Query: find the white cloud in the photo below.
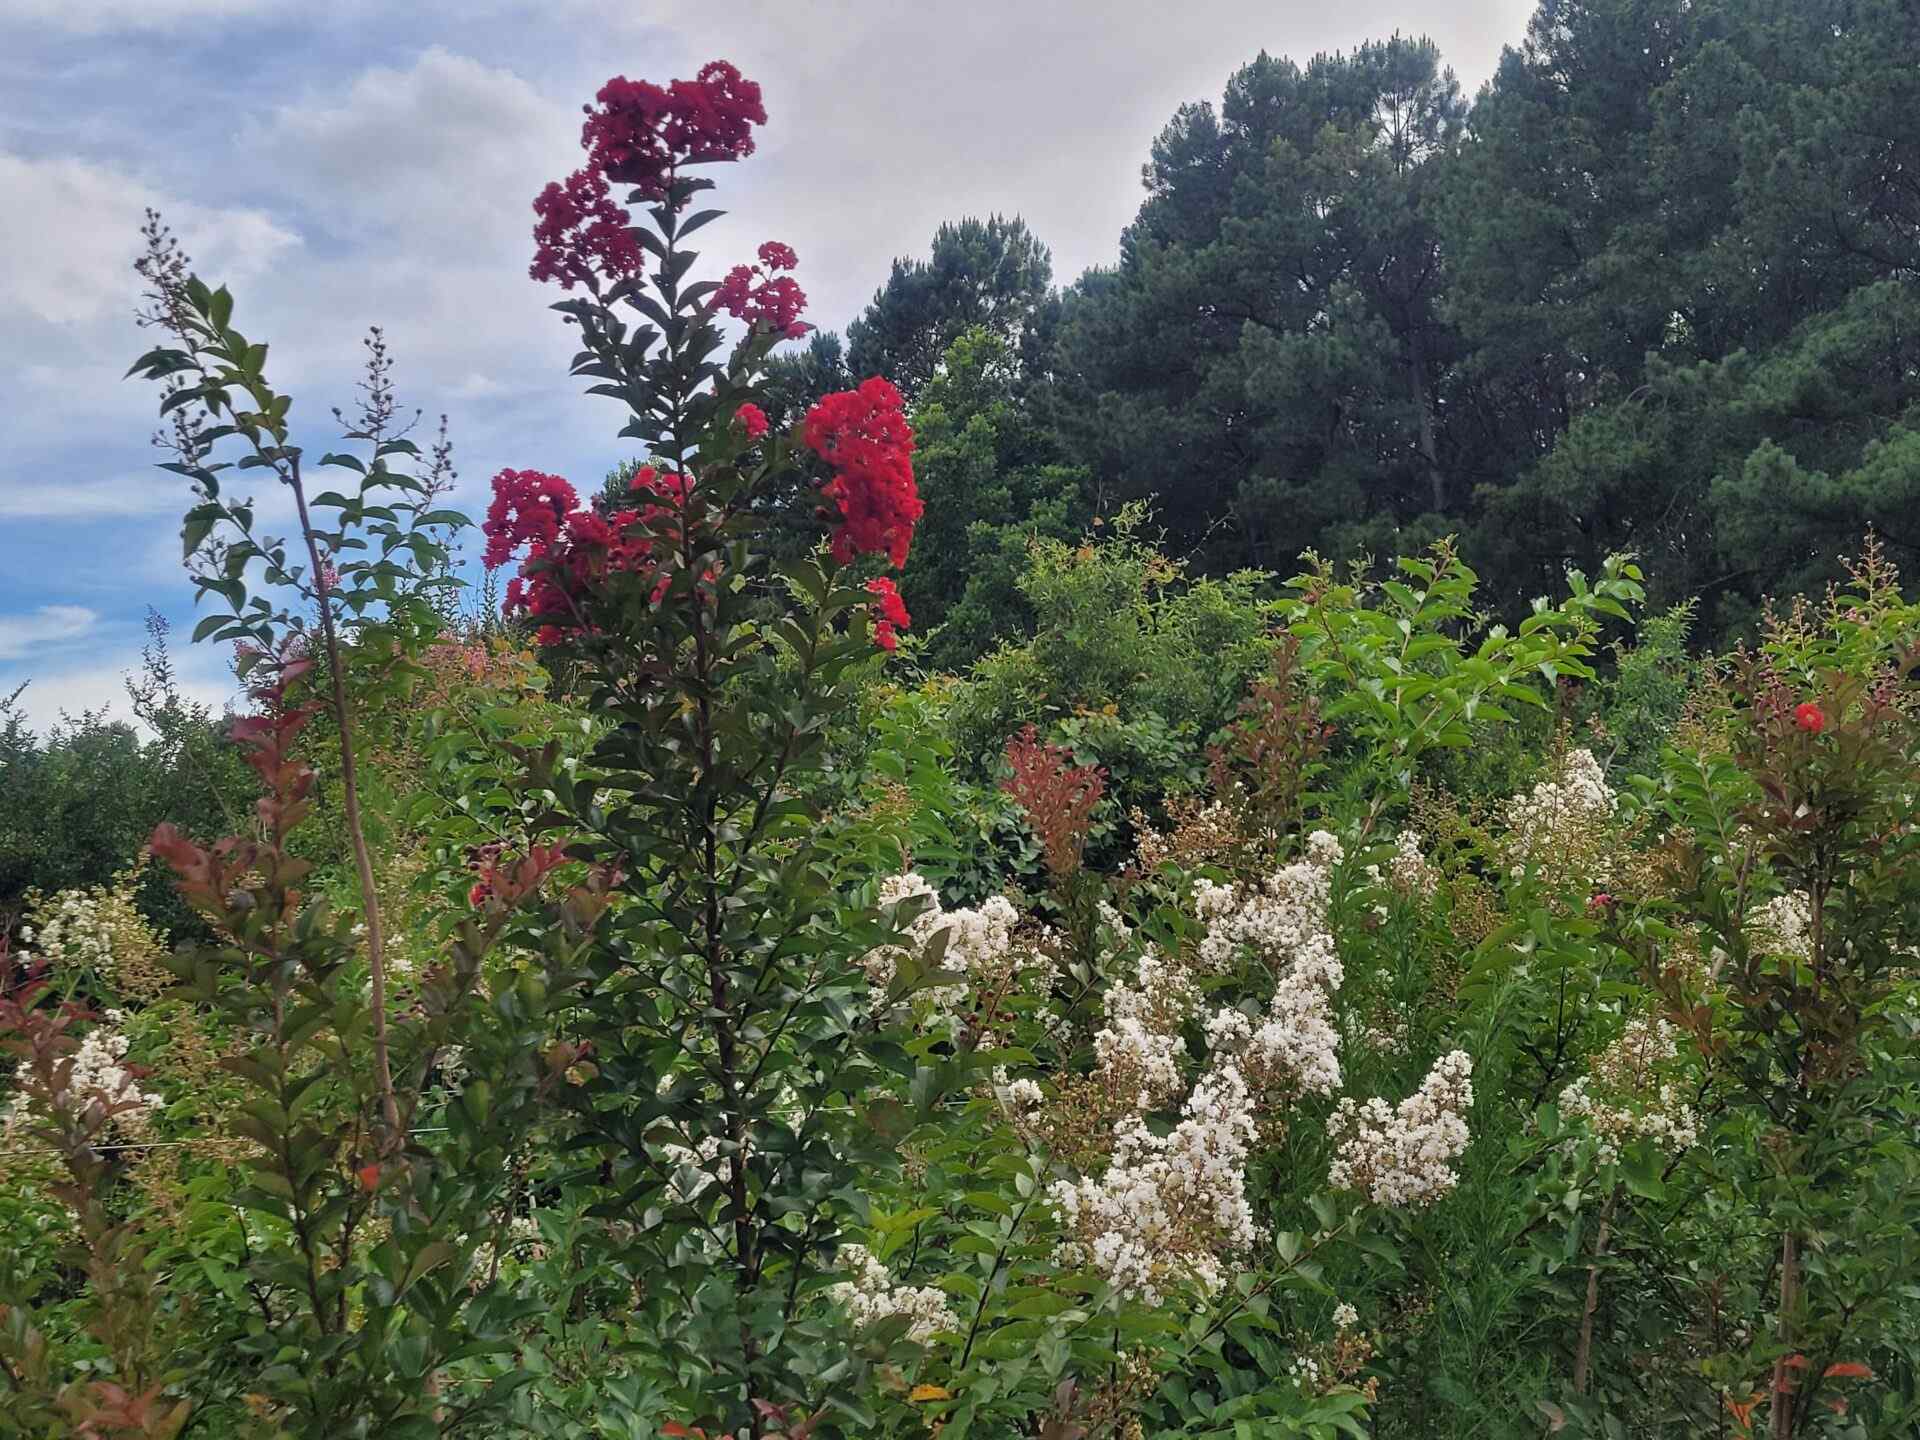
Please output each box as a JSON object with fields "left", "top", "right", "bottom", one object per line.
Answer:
{"left": 0, "top": 646, "right": 240, "bottom": 737}
{"left": 0, "top": 474, "right": 180, "bottom": 519}
{"left": 1, "top": 0, "right": 275, "bottom": 35}
{"left": 0, "top": 604, "right": 99, "bottom": 660}
{"left": 0, "top": 152, "right": 298, "bottom": 327}
{"left": 256, "top": 47, "right": 575, "bottom": 256}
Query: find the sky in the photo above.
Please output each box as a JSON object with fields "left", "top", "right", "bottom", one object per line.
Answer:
{"left": 0, "top": 0, "right": 1536, "bottom": 737}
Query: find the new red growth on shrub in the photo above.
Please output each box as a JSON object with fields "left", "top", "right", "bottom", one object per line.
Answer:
{"left": 1000, "top": 724, "right": 1106, "bottom": 878}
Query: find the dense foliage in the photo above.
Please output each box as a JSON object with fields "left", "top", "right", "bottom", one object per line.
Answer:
{"left": 793, "top": 0, "right": 1920, "bottom": 652}
{"left": 8, "top": 8, "right": 1920, "bottom": 1440}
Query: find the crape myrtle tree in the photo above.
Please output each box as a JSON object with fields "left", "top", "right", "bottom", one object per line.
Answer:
{"left": 478, "top": 61, "right": 947, "bottom": 1434}
{"left": 11, "top": 221, "right": 609, "bottom": 1437}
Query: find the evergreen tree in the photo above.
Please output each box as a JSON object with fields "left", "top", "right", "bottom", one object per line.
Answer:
{"left": 847, "top": 215, "right": 1054, "bottom": 400}
{"left": 903, "top": 327, "right": 1088, "bottom": 670}
{"left": 1052, "top": 39, "right": 1467, "bottom": 572}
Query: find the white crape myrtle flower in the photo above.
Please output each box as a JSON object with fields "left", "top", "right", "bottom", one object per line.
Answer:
{"left": 859, "top": 874, "right": 1021, "bottom": 1017}
{"left": 1192, "top": 838, "right": 1347, "bottom": 1105}
{"left": 1094, "top": 947, "right": 1197, "bottom": 1107}
{"left": 1750, "top": 891, "right": 1813, "bottom": 964}
{"left": 25, "top": 890, "right": 116, "bottom": 973}
{"left": 1049, "top": 1062, "right": 1263, "bottom": 1305}
{"left": 1327, "top": 1050, "right": 1475, "bottom": 1207}
{"left": 1332, "top": 1301, "right": 1360, "bottom": 1332}
{"left": 1558, "top": 1016, "right": 1700, "bottom": 1164}
{"left": 827, "top": 1244, "right": 959, "bottom": 1344}
{"left": 1504, "top": 748, "right": 1617, "bottom": 876}
{"left": 468, "top": 1211, "right": 547, "bottom": 1285}
{"left": 3, "top": 1009, "right": 164, "bottom": 1140}
{"left": 1385, "top": 831, "right": 1440, "bottom": 900}
{"left": 992, "top": 1065, "right": 1045, "bottom": 1116}
{"left": 1192, "top": 833, "right": 1341, "bottom": 975}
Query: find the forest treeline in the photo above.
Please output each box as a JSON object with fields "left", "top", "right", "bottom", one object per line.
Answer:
{"left": 769, "top": 0, "right": 1920, "bottom": 665}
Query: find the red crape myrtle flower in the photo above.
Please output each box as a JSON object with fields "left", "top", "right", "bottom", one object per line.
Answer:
{"left": 803, "top": 377, "right": 921, "bottom": 568}
{"left": 531, "top": 167, "right": 646, "bottom": 291}
{"left": 582, "top": 62, "right": 765, "bottom": 200}
{"left": 484, "top": 470, "right": 578, "bottom": 568}
{"left": 1795, "top": 701, "right": 1825, "bottom": 734}
{"left": 532, "top": 62, "right": 766, "bottom": 286}
{"left": 716, "top": 241, "right": 809, "bottom": 338}
{"left": 482, "top": 465, "right": 692, "bottom": 644}
{"left": 734, "top": 402, "right": 769, "bottom": 440}
{"left": 866, "top": 576, "right": 910, "bottom": 651}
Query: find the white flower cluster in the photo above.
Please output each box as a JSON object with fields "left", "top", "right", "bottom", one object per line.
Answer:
{"left": 1332, "top": 1301, "right": 1360, "bottom": 1332}
{"left": 1384, "top": 831, "right": 1440, "bottom": 900}
{"left": 1044, "top": 833, "right": 1361, "bottom": 1301}
{"left": 1558, "top": 1016, "right": 1699, "bottom": 1164}
{"left": 3, "top": 1010, "right": 163, "bottom": 1140}
{"left": 1504, "top": 748, "right": 1616, "bottom": 878}
{"left": 1191, "top": 830, "right": 1342, "bottom": 974}
{"left": 17, "top": 889, "right": 115, "bottom": 974}
{"left": 993, "top": 1068, "right": 1045, "bottom": 1115}
{"left": 860, "top": 873, "right": 1020, "bottom": 1017}
{"left": 1327, "top": 1051, "right": 1474, "bottom": 1207}
{"left": 827, "top": 1244, "right": 959, "bottom": 1344}
{"left": 469, "top": 1211, "right": 546, "bottom": 1285}
{"left": 1049, "top": 1062, "right": 1262, "bottom": 1305}
{"left": 1750, "top": 891, "right": 1813, "bottom": 964}
{"left": 1094, "top": 948, "right": 1198, "bottom": 1108}
{"left": 1189, "top": 836, "right": 1347, "bottom": 1105}
{"left": 1203, "top": 946, "right": 1345, "bottom": 1106}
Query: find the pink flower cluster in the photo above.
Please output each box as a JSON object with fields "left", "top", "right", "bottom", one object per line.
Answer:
{"left": 482, "top": 465, "right": 692, "bottom": 645}
{"left": 531, "top": 60, "right": 766, "bottom": 291}
{"left": 734, "top": 403, "right": 769, "bottom": 441}
{"left": 584, "top": 62, "right": 765, "bottom": 198}
{"left": 866, "top": 576, "right": 910, "bottom": 652}
{"left": 531, "top": 168, "right": 646, "bottom": 291}
{"left": 716, "top": 241, "right": 809, "bottom": 338}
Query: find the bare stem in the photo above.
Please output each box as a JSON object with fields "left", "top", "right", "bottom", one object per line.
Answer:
{"left": 286, "top": 456, "right": 403, "bottom": 1144}
{"left": 1572, "top": 1186, "right": 1618, "bottom": 1394}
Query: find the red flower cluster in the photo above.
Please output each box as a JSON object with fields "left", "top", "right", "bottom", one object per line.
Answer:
{"left": 1795, "top": 701, "right": 1825, "bottom": 734}
{"left": 866, "top": 576, "right": 910, "bottom": 651}
{"left": 483, "top": 469, "right": 578, "bottom": 569}
{"left": 531, "top": 167, "right": 645, "bottom": 291}
{"left": 532, "top": 61, "right": 764, "bottom": 289}
{"left": 803, "top": 377, "right": 921, "bottom": 567}
{"left": 583, "top": 62, "right": 766, "bottom": 199}
{"left": 716, "top": 241, "right": 809, "bottom": 338}
{"left": 734, "top": 402, "right": 769, "bottom": 440}
{"left": 482, "top": 465, "right": 691, "bottom": 644}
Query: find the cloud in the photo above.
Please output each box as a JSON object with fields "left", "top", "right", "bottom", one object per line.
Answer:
{"left": 255, "top": 47, "right": 576, "bottom": 257}
{"left": 0, "top": 604, "right": 99, "bottom": 661}
{"left": 0, "top": 474, "right": 182, "bottom": 520}
{"left": 0, "top": 646, "right": 241, "bottom": 738}
{"left": 0, "top": 152, "right": 298, "bottom": 327}
{"left": 1, "top": 0, "right": 274, "bottom": 35}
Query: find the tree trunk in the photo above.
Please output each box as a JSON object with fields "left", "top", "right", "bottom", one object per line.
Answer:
{"left": 1572, "top": 1188, "right": 1619, "bottom": 1395}
{"left": 1408, "top": 324, "right": 1444, "bottom": 513}
{"left": 1770, "top": 1230, "right": 1800, "bottom": 1439}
